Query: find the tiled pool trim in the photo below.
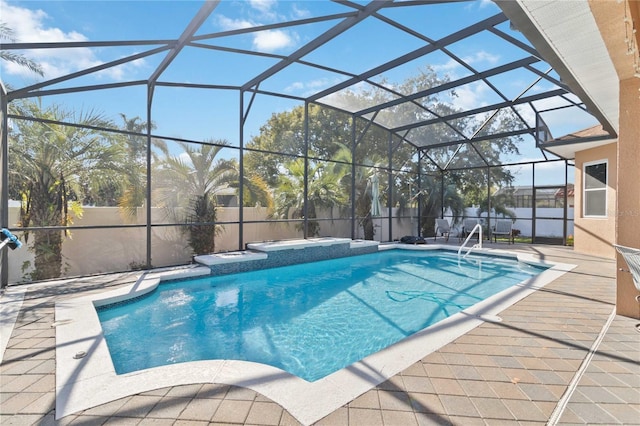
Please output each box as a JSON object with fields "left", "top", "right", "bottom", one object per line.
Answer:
{"left": 54, "top": 242, "right": 576, "bottom": 425}
{"left": 194, "top": 237, "right": 379, "bottom": 276}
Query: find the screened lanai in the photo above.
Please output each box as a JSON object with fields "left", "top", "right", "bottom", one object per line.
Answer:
{"left": 0, "top": 0, "right": 615, "bottom": 286}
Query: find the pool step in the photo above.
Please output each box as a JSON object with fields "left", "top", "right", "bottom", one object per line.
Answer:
{"left": 194, "top": 251, "right": 267, "bottom": 266}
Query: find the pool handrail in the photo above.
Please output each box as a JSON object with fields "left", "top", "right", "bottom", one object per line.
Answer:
{"left": 458, "top": 223, "right": 483, "bottom": 259}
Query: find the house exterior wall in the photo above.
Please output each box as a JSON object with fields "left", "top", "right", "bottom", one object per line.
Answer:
{"left": 615, "top": 77, "right": 640, "bottom": 318}
{"left": 573, "top": 142, "right": 617, "bottom": 259}
{"left": 589, "top": 0, "right": 640, "bottom": 319}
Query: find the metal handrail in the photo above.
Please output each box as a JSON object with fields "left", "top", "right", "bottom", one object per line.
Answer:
{"left": 458, "top": 223, "right": 483, "bottom": 259}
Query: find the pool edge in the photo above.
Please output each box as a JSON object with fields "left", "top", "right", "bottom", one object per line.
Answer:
{"left": 54, "top": 246, "right": 576, "bottom": 426}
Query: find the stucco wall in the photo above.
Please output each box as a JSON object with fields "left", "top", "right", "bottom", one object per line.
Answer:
{"left": 5, "top": 205, "right": 418, "bottom": 284}
{"left": 616, "top": 77, "right": 640, "bottom": 318}
{"left": 588, "top": 0, "right": 640, "bottom": 318}
{"left": 574, "top": 142, "right": 617, "bottom": 259}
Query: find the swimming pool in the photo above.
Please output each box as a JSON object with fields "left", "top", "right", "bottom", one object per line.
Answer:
{"left": 97, "top": 249, "right": 547, "bottom": 381}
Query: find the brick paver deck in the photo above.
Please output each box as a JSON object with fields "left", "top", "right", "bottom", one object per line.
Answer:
{"left": 1, "top": 244, "right": 638, "bottom": 425}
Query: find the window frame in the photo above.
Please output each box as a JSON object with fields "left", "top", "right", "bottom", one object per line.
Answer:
{"left": 583, "top": 159, "right": 608, "bottom": 218}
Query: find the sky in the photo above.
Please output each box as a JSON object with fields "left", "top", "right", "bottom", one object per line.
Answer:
{"left": 1, "top": 0, "right": 597, "bottom": 185}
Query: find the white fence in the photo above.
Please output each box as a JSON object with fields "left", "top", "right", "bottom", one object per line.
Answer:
{"left": 444, "top": 207, "right": 574, "bottom": 238}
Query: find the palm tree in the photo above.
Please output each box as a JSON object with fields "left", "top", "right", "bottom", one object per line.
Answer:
{"left": 273, "top": 157, "right": 348, "bottom": 237}
{"left": 116, "top": 114, "right": 153, "bottom": 221}
{"left": 154, "top": 139, "right": 272, "bottom": 255}
{"left": 418, "top": 174, "right": 466, "bottom": 237}
{"left": 330, "top": 143, "right": 386, "bottom": 240}
{"left": 0, "top": 22, "right": 44, "bottom": 76}
{"left": 153, "top": 140, "right": 235, "bottom": 255}
{"left": 8, "top": 99, "right": 125, "bottom": 280}
{"left": 476, "top": 188, "right": 517, "bottom": 221}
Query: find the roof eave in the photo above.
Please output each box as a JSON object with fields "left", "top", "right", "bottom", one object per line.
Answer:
{"left": 495, "top": 0, "right": 619, "bottom": 137}
{"left": 541, "top": 136, "right": 617, "bottom": 160}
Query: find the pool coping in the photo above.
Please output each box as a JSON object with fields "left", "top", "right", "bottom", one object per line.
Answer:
{"left": 0, "top": 286, "right": 26, "bottom": 365}
{"left": 53, "top": 244, "right": 576, "bottom": 426}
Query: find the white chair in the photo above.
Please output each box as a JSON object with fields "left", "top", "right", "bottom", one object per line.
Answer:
{"left": 492, "top": 219, "right": 514, "bottom": 244}
{"left": 434, "top": 218, "right": 452, "bottom": 242}
{"left": 461, "top": 218, "right": 480, "bottom": 242}
{"left": 613, "top": 244, "right": 640, "bottom": 302}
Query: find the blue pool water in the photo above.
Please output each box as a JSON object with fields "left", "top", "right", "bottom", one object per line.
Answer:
{"left": 98, "top": 249, "right": 547, "bottom": 381}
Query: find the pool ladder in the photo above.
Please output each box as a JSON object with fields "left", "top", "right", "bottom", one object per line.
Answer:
{"left": 458, "top": 223, "right": 483, "bottom": 259}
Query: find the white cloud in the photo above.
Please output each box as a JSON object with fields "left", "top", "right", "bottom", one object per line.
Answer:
{"left": 462, "top": 50, "right": 500, "bottom": 66}
{"left": 246, "top": 0, "right": 279, "bottom": 21}
{"left": 216, "top": 15, "right": 254, "bottom": 31}
{"left": 253, "top": 29, "right": 296, "bottom": 52}
{"left": 249, "top": 0, "right": 277, "bottom": 14}
{"left": 285, "top": 77, "right": 343, "bottom": 97}
{"left": 291, "top": 4, "right": 311, "bottom": 19}
{"left": 450, "top": 81, "right": 491, "bottom": 111}
{"left": 515, "top": 105, "right": 536, "bottom": 128}
{"left": 284, "top": 81, "right": 305, "bottom": 92}
{"left": 216, "top": 13, "right": 297, "bottom": 53}
{"left": 432, "top": 50, "right": 500, "bottom": 77}
{"left": 247, "top": 0, "right": 308, "bottom": 22}
{"left": 431, "top": 58, "right": 461, "bottom": 74}
{"left": 0, "top": 0, "right": 145, "bottom": 81}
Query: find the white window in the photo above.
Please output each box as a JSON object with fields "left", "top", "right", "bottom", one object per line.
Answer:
{"left": 583, "top": 160, "right": 607, "bottom": 217}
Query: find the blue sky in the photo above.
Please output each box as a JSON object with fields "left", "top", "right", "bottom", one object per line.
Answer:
{"left": 1, "top": 0, "right": 594, "bottom": 184}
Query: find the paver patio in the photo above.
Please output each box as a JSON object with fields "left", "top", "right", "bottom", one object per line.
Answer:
{"left": 1, "top": 244, "right": 638, "bottom": 425}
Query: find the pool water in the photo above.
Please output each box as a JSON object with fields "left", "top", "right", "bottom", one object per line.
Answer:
{"left": 98, "top": 249, "right": 547, "bottom": 381}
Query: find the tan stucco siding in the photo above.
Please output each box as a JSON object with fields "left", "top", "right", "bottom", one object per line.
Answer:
{"left": 574, "top": 143, "right": 617, "bottom": 259}
{"left": 588, "top": 0, "right": 640, "bottom": 319}
{"left": 616, "top": 77, "right": 640, "bottom": 318}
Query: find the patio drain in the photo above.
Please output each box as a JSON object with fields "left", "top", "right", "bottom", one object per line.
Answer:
{"left": 475, "top": 314, "right": 503, "bottom": 323}
{"left": 73, "top": 351, "right": 87, "bottom": 359}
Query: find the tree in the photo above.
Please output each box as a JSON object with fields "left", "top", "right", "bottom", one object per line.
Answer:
{"left": 0, "top": 22, "right": 44, "bottom": 76}
{"left": 331, "top": 142, "right": 387, "bottom": 240}
{"left": 183, "top": 192, "right": 220, "bottom": 256}
{"left": 387, "top": 70, "right": 523, "bottom": 235}
{"left": 246, "top": 105, "right": 413, "bottom": 240}
{"left": 476, "top": 186, "right": 517, "bottom": 220}
{"left": 153, "top": 139, "right": 272, "bottom": 255}
{"left": 355, "top": 170, "right": 382, "bottom": 240}
{"left": 153, "top": 140, "right": 235, "bottom": 255}
{"left": 8, "top": 99, "right": 126, "bottom": 280}
{"left": 427, "top": 109, "right": 522, "bottom": 206}
{"left": 117, "top": 114, "right": 152, "bottom": 220}
{"left": 418, "top": 173, "right": 466, "bottom": 237}
{"left": 245, "top": 104, "right": 354, "bottom": 188}
{"left": 245, "top": 66, "right": 525, "bottom": 240}
{"left": 272, "top": 157, "right": 348, "bottom": 237}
